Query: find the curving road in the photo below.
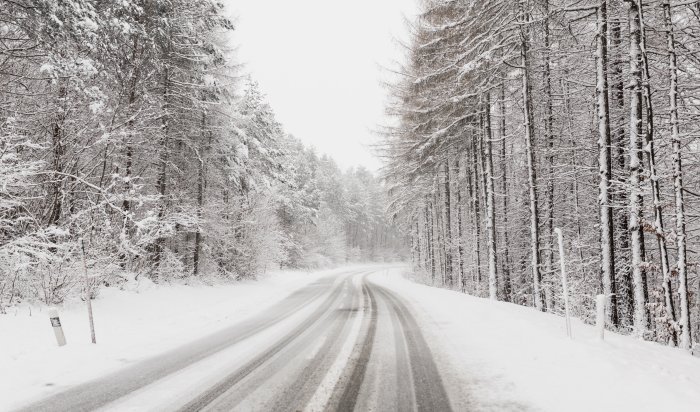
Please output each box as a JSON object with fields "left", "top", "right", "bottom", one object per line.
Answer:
{"left": 17, "top": 268, "right": 454, "bottom": 412}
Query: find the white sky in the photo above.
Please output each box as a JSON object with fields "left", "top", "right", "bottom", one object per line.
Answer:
{"left": 224, "top": 0, "right": 418, "bottom": 171}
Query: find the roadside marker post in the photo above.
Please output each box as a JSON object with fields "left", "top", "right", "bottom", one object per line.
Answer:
{"left": 49, "top": 309, "right": 67, "bottom": 346}
{"left": 80, "top": 238, "right": 97, "bottom": 344}
{"left": 596, "top": 294, "right": 606, "bottom": 341}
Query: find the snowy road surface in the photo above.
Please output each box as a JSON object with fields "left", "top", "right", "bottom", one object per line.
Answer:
{"left": 15, "top": 268, "right": 459, "bottom": 411}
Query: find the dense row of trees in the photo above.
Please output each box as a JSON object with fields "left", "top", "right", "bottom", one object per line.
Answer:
{"left": 382, "top": 0, "right": 700, "bottom": 351}
{"left": 0, "top": 0, "right": 404, "bottom": 311}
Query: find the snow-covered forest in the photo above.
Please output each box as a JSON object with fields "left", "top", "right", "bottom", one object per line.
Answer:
{"left": 382, "top": 0, "right": 700, "bottom": 351}
{"left": 0, "top": 0, "right": 405, "bottom": 312}
{"left": 4, "top": 0, "right": 700, "bottom": 357}
{"left": 5, "top": 1, "right": 700, "bottom": 411}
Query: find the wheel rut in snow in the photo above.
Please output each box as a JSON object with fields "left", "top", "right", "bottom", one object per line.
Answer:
{"left": 334, "top": 281, "right": 379, "bottom": 410}
{"left": 371, "top": 283, "right": 453, "bottom": 412}
{"left": 177, "top": 277, "right": 353, "bottom": 412}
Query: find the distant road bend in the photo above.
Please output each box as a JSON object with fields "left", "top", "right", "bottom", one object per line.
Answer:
{"left": 19, "top": 267, "right": 454, "bottom": 412}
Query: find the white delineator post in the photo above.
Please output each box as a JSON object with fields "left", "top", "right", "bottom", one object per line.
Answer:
{"left": 555, "top": 228, "right": 572, "bottom": 338}
{"left": 80, "top": 238, "right": 97, "bottom": 344}
{"left": 48, "top": 309, "right": 67, "bottom": 346}
{"left": 596, "top": 294, "right": 606, "bottom": 341}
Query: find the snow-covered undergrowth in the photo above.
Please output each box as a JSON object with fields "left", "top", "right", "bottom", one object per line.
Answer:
{"left": 0, "top": 266, "right": 363, "bottom": 410}
{"left": 372, "top": 268, "right": 700, "bottom": 412}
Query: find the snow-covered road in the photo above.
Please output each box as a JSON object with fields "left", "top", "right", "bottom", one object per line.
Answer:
{"left": 12, "top": 267, "right": 458, "bottom": 411}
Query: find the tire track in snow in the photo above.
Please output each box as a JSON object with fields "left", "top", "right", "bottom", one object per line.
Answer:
{"left": 177, "top": 275, "right": 357, "bottom": 411}
{"left": 302, "top": 274, "right": 368, "bottom": 412}
{"left": 200, "top": 277, "right": 360, "bottom": 411}
{"left": 371, "top": 282, "right": 453, "bottom": 412}
{"left": 334, "top": 281, "right": 378, "bottom": 410}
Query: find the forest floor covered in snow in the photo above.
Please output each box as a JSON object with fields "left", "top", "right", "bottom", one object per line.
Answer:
{"left": 372, "top": 268, "right": 700, "bottom": 412}
{"left": 2, "top": 265, "right": 700, "bottom": 411}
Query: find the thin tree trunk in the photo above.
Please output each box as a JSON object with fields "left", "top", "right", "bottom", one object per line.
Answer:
{"left": 543, "top": 0, "right": 555, "bottom": 311}
{"left": 636, "top": 0, "right": 677, "bottom": 344}
{"left": 520, "top": 8, "right": 544, "bottom": 311}
{"left": 627, "top": 0, "right": 649, "bottom": 337}
{"left": 469, "top": 132, "right": 483, "bottom": 294}
{"left": 484, "top": 93, "right": 498, "bottom": 300}
{"left": 434, "top": 188, "right": 445, "bottom": 284}
{"left": 597, "top": 0, "right": 619, "bottom": 327}
{"left": 663, "top": 0, "right": 691, "bottom": 350}
{"left": 154, "top": 64, "right": 170, "bottom": 270}
{"left": 442, "top": 160, "right": 453, "bottom": 287}
{"left": 193, "top": 112, "right": 206, "bottom": 276}
{"left": 426, "top": 202, "right": 435, "bottom": 281}
{"left": 415, "top": 220, "right": 422, "bottom": 271}
{"left": 455, "top": 159, "right": 466, "bottom": 292}
{"left": 499, "top": 84, "right": 512, "bottom": 302}
{"left": 611, "top": 12, "right": 634, "bottom": 328}
{"left": 431, "top": 197, "right": 440, "bottom": 283}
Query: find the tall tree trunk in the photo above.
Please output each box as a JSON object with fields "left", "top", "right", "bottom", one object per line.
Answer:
{"left": 499, "top": 84, "right": 512, "bottom": 302}
{"left": 627, "top": 0, "right": 649, "bottom": 337}
{"left": 596, "top": 0, "right": 619, "bottom": 327}
{"left": 415, "top": 220, "right": 422, "bottom": 271}
{"left": 431, "top": 197, "right": 440, "bottom": 283}
{"left": 154, "top": 65, "right": 170, "bottom": 270}
{"left": 193, "top": 112, "right": 207, "bottom": 276}
{"left": 455, "top": 159, "right": 466, "bottom": 292}
{"left": 442, "top": 160, "right": 453, "bottom": 287}
{"left": 520, "top": 7, "right": 544, "bottom": 311}
{"left": 426, "top": 202, "right": 435, "bottom": 281}
{"left": 542, "top": 0, "right": 555, "bottom": 311}
{"left": 610, "top": 11, "right": 634, "bottom": 328}
{"left": 663, "top": 0, "right": 691, "bottom": 350}
{"left": 469, "top": 131, "right": 483, "bottom": 294}
{"left": 484, "top": 93, "right": 498, "bottom": 300}
{"left": 434, "top": 188, "right": 445, "bottom": 284}
{"left": 636, "top": 0, "right": 677, "bottom": 344}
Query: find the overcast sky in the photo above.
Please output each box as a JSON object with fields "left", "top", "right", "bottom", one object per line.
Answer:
{"left": 224, "top": 0, "right": 418, "bottom": 171}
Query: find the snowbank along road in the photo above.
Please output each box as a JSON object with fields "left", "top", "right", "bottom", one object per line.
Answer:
{"left": 16, "top": 267, "right": 456, "bottom": 411}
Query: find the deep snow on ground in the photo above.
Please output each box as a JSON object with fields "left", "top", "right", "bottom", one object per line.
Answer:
{"left": 0, "top": 266, "right": 374, "bottom": 411}
{"left": 371, "top": 267, "right": 700, "bottom": 412}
